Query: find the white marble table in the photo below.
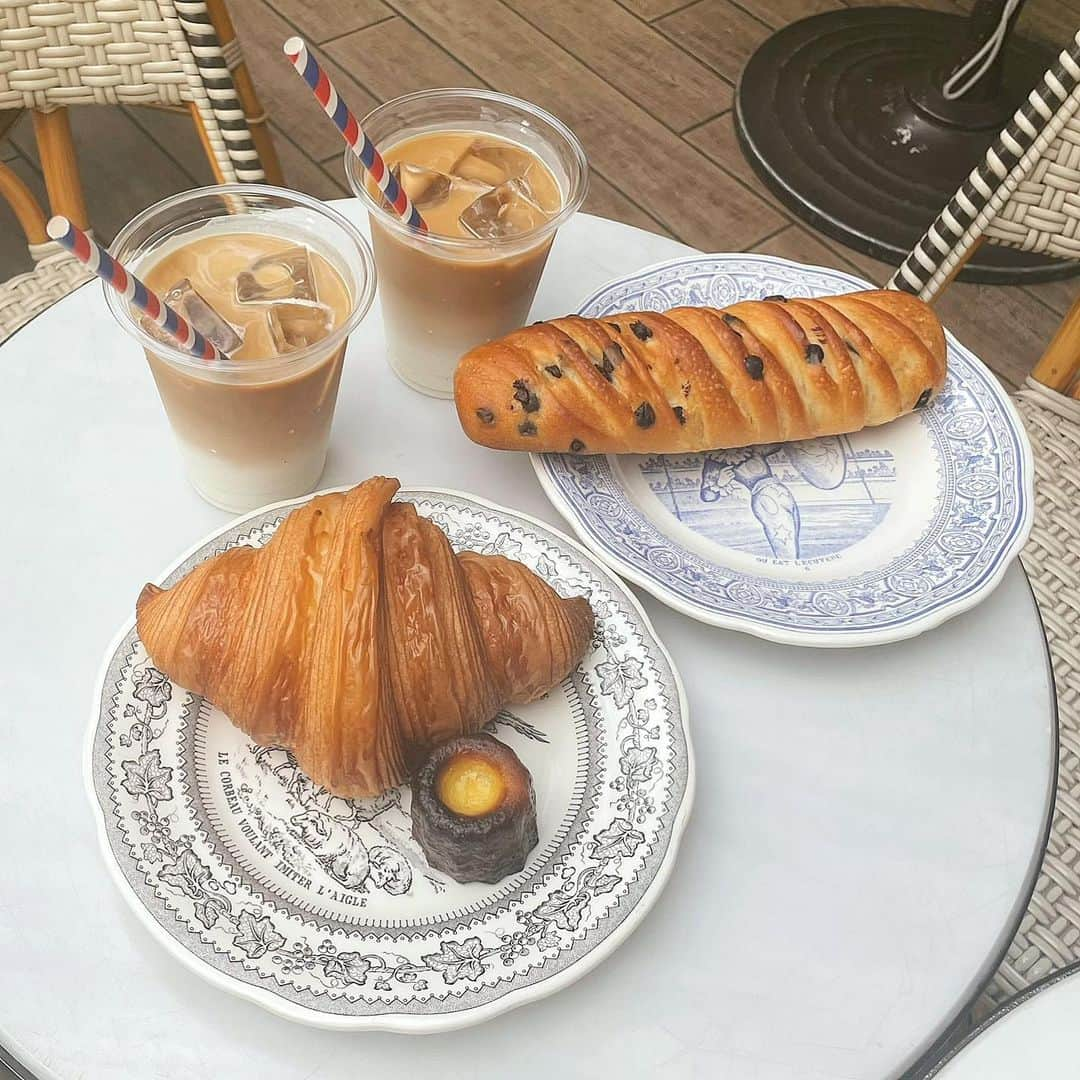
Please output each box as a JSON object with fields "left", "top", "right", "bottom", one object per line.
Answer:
{"left": 0, "top": 208, "right": 1057, "bottom": 1080}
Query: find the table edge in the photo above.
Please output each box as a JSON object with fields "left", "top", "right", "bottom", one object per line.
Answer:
{"left": 902, "top": 566, "right": 1060, "bottom": 1078}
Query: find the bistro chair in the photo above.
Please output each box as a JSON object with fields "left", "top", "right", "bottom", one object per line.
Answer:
{"left": 0, "top": 0, "right": 282, "bottom": 260}
{"left": 889, "top": 30, "right": 1080, "bottom": 1014}
{"left": 0, "top": 246, "right": 91, "bottom": 339}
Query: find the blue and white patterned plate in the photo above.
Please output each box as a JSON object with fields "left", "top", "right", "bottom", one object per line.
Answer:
{"left": 532, "top": 254, "right": 1034, "bottom": 647}
{"left": 85, "top": 488, "right": 692, "bottom": 1031}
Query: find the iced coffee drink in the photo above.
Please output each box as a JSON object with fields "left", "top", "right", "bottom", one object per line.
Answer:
{"left": 105, "top": 186, "right": 375, "bottom": 512}
{"left": 347, "top": 90, "right": 587, "bottom": 398}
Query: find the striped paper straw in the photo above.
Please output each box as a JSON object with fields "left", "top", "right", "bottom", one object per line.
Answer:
{"left": 47, "top": 216, "right": 225, "bottom": 362}
{"left": 283, "top": 36, "right": 428, "bottom": 233}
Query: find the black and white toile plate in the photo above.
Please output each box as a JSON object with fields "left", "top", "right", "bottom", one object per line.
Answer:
{"left": 85, "top": 487, "right": 693, "bottom": 1032}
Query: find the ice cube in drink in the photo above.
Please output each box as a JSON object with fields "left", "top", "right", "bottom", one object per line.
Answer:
{"left": 267, "top": 301, "right": 334, "bottom": 353}
{"left": 391, "top": 161, "right": 493, "bottom": 210}
{"left": 453, "top": 141, "right": 538, "bottom": 187}
{"left": 160, "top": 277, "right": 244, "bottom": 354}
{"left": 235, "top": 245, "right": 319, "bottom": 305}
{"left": 459, "top": 176, "right": 552, "bottom": 240}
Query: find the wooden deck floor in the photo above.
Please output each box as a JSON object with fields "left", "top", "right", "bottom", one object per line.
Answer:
{"left": 2, "top": 0, "right": 1077, "bottom": 388}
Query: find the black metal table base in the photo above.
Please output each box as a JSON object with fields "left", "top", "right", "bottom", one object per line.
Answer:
{"left": 735, "top": 6, "right": 1079, "bottom": 284}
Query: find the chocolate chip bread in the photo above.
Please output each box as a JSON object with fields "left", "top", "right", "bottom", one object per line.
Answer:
{"left": 453, "top": 290, "right": 947, "bottom": 454}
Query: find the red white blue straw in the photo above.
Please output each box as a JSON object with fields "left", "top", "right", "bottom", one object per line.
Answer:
{"left": 47, "top": 216, "right": 225, "bottom": 362}
{"left": 283, "top": 36, "right": 428, "bottom": 233}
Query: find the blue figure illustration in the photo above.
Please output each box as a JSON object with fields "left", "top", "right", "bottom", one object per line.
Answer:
{"left": 699, "top": 437, "right": 846, "bottom": 559}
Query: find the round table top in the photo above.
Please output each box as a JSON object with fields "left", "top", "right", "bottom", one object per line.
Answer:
{"left": 1, "top": 207, "right": 1056, "bottom": 1080}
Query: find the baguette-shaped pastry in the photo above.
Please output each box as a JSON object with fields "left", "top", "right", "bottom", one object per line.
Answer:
{"left": 136, "top": 477, "right": 593, "bottom": 798}
{"left": 454, "top": 289, "right": 947, "bottom": 454}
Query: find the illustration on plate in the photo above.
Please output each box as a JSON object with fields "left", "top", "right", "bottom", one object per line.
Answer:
{"left": 239, "top": 709, "right": 550, "bottom": 898}
{"left": 639, "top": 435, "right": 896, "bottom": 559}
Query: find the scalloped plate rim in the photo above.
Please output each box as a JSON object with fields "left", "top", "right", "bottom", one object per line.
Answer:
{"left": 530, "top": 252, "right": 1036, "bottom": 648}
{"left": 83, "top": 484, "right": 695, "bottom": 1033}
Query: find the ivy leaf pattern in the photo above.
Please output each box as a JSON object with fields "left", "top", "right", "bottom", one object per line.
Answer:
{"left": 532, "top": 886, "right": 590, "bottom": 932}
{"left": 480, "top": 532, "right": 523, "bottom": 560}
{"left": 159, "top": 850, "right": 210, "bottom": 899}
{"left": 533, "top": 554, "right": 557, "bottom": 581}
{"left": 322, "top": 951, "right": 370, "bottom": 986}
{"left": 232, "top": 911, "right": 285, "bottom": 959}
{"left": 621, "top": 744, "right": 660, "bottom": 786}
{"left": 596, "top": 657, "right": 648, "bottom": 709}
{"left": 422, "top": 937, "right": 487, "bottom": 985}
{"left": 579, "top": 867, "right": 622, "bottom": 897}
{"left": 120, "top": 749, "right": 174, "bottom": 802}
{"left": 590, "top": 818, "right": 645, "bottom": 861}
{"left": 193, "top": 893, "right": 230, "bottom": 930}
{"left": 132, "top": 666, "right": 172, "bottom": 712}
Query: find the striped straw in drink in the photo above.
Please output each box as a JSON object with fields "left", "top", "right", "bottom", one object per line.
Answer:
{"left": 283, "top": 36, "right": 428, "bottom": 233}
{"left": 47, "top": 216, "right": 226, "bottom": 362}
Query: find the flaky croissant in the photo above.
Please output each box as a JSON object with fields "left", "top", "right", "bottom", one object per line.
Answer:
{"left": 454, "top": 289, "right": 947, "bottom": 454}
{"left": 136, "top": 477, "right": 594, "bottom": 797}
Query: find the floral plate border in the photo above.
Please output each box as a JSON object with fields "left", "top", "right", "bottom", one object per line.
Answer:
{"left": 84, "top": 487, "right": 693, "bottom": 1032}
{"left": 532, "top": 253, "right": 1035, "bottom": 648}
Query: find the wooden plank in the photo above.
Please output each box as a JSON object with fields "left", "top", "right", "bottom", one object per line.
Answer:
{"left": 751, "top": 223, "right": 869, "bottom": 277}
{"left": 617, "top": 0, "right": 692, "bottom": 19}
{"left": 684, "top": 110, "right": 785, "bottom": 213}
{"left": 1, "top": 127, "right": 18, "bottom": 162}
{"left": 656, "top": 0, "right": 770, "bottom": 84}
{"left": 122, "top": 106, "right": 214, "bottom": 187}
{"left": 230, "top": 0, "right": 378, "bottom": 163}
{"left": 267, "top": 0, "right": 392, "bottom": 43}
{"left": 584, "top": 173, "right": 673, "bottom": 237}
{"left": 324, "top": 17, "right": 485, "bottom": 103}
{"left": 0, "top": 154, "right": 44, "bottom": 282}
{"left": 738, "top": 0, "right": 840, "bottom": 28}
{"left": 502, "top": 0, "right": 732, "bottom": 131}
{"left": 270, "top": 124, "right": 350, "bottom": 200}
{"left": 844, "top": 0, "right": 963, "bottom": 12}
{"left": 1015, "top": 2, "right": 1079, "bottom": 48}
{"left": 384, "top": 0, "right": 785, "bottom": 250}
{"left": 814, "top": 236, "right": 896, "bottom": 284}
{"left": 9, "top": 109, "right": 195, "bottom": 243}
{"left": 1022, "top": 278, "right": 1080, "bottom": 320}
{"left": 933, "top": 283, "right": 1062, "bottom": 390}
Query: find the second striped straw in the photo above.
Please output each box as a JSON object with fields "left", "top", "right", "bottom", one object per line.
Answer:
{"left": 47, "top": 216, "right": 226, "bottom": 362}
{"left": 283, "top": 36, "right": 428, "bottom": 234}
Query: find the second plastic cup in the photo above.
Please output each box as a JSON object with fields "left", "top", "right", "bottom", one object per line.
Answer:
{"left": 106, "top": 185, "right": 376, "bottom": 513}
{"left": 347, "top": 89, "right": 588, "bottom": 399}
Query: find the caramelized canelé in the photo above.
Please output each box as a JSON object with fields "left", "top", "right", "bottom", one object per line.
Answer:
{"left": 411, "top": 734, "right": 538, "bottom": 884}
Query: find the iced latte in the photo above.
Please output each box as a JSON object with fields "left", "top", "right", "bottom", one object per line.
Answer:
{"left": 347, "top": 90, "right": 588, "bottom": 398}
{"left": 105, "top": 186, "right": 376, "bottom": 512}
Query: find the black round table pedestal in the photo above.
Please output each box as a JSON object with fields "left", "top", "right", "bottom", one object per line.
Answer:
{"left": 735, "top": 7, "right": 1079, "bottom": 284}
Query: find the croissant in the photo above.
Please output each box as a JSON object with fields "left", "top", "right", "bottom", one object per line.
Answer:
{"left": 454, "top": 289, "right": 947, "bottom": 454}
{"left": 135, "top": 477, "right": 594, "bottom": 798}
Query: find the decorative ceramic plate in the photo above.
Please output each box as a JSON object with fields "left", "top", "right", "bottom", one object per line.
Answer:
{"left": 85, "top": 488, "right": 692, "bottom": 1032}
{"left": 533, "top": 254, "right": 1034, "bottom": 647}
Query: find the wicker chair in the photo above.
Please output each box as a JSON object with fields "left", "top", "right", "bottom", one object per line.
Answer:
{"left": 890, "top": 31, "right": 1080, "bottom": 1018}
{"left": 0, "top": 246, "right": 91, "bottom": 339}
{"left": 0, "top": 0, "right": 282, "bottom": 257}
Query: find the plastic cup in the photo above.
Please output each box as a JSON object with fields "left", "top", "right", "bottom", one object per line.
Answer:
{"left": 346, "top": 89, "right": 588, "bottom": 399}
{"left": 105, "top": 185, "right": 376, "bottom": 513}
